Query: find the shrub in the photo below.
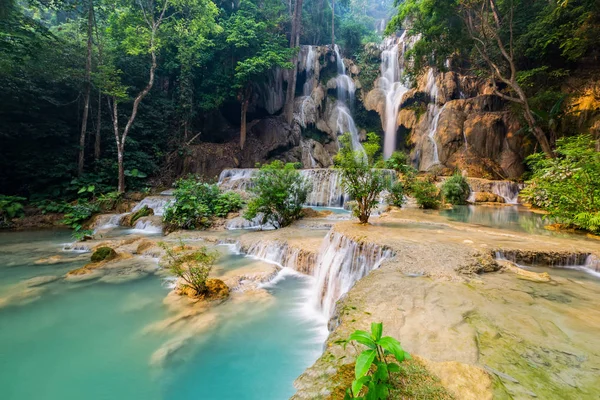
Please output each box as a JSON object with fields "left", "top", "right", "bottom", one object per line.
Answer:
{"left": 244, "top": 161, "right": 311, "bottom": 229}
{"left": 0, "top": 195, "right": 26, "bottom": 226}
{"left": 384, "top": 151, "right": 414, "bottom": 175}
{"left": 387, "top": 181, "right": 405, "bottom": 207}
{"left": 164, "top": 178, "right": 243, "bottom": 230}
{"left": 62, "top": 200, "right": 100, "bottom": 232}
{"left": 160, "top": 242, "right": 218, "bottom": 296}
{"left": 338, "top": 322, "right": 411, "bottom": 399}
{"left": 411, "top": 179, "right": 441, "bottom": 209}
{"left": 441, "top": 173, "right": 470, "bottom": 205}
{"left": 521, "top": 134, "right": 600, "bottom": 233}
{"left": 214, "top": 191, "right": 244, "bottom": 218}
{"left": 335, "top": 132, "right": 391, "bottom": 224}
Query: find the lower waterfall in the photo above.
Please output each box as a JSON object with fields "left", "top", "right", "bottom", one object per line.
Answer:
{"left": 311, "top": 230, "right": 393, "bottom": 319}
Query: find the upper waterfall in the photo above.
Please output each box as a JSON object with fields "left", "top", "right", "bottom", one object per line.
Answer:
{"left": 379, "top": 33, "right": 411, "bottom": 159}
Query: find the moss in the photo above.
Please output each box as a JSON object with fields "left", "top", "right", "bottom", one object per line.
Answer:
{"left": 128, "top": 205, "right": 154, "bottom": 226}
{"left": 90, "top": 246, "right": 117, "bottom": 263}
{"left": 326, "top": 359, "right": 454, "bottom": 400}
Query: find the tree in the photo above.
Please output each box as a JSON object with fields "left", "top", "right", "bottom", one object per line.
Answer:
{"left": 335, "top": 132, "right": 391, "bottom": 224}
{"left": 226, "top": 3, "right": 293, "bottom": 149}
{"left": 244, "top": 161, "right": 312, "bottom": 229}
{"left": 77, "top": 0, "right": 94, "bottom": 176}
{"left": 283, "top": 0, "right": 303, "bottom": 125}
{"left": 458, "top": 0, "right": 554, "bottom": 156}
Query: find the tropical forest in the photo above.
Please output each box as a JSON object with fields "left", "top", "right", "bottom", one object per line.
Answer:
{"left": 1, "top": 0, "right": 599, "bottom": 398}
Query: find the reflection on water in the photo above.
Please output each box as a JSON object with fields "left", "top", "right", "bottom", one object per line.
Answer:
{"left": 440, "top": 205, "right": 561, "bottom": 236}
{"left": 0, "top": 231, "right": 326, "bottom": 400}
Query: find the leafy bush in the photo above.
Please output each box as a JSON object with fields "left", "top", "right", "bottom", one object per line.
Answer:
{"left": 244, "top": 161, "right": 311, "bottom": 229}
{"left": 164, "top": 178, "right": 243, "bottom": 230}
{"left": 160, "top": 242, "right": 217, "bottom": 296}
{"left": 411, "top": 179, "right": 441, "bottom": 209}
{"left": 0, "top": 195, "right": 26, "bottom": 226}
{"left": 384, "top": 152, "right": 414, "bottom": 175}
{"left": 96, "top": 191, "right": 123, "bottom": 211}
{"left": 214, "top": 191, "right": 243, "bottom": 218}
{"left": 338, "top": 322, "right": 411, "bottom": 399}
{"left": 335, "top": 132, "right": 391, "bottom": 224}
{"left": 35, "top": 200, "right": 72, "bottom": 214}
{"left": 521, "top": 135, "right": 600, "bottom": 233}
{"left": 62, "top": 200, "right": 100, "bottom": 232}
{"left": 441, "top": 173, "right": 470, "bottom": 205}
{"left": 387, "top": 181, "right": 405, "bottom": 207}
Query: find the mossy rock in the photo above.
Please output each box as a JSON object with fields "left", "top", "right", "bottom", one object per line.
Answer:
{"left": 91, "top": 247, "right": 117, "bottom": 263}
{"left": 124, "top": 205, "right": 154, "bottom": 227}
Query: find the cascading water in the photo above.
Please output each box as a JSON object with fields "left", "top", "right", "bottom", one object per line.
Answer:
{"left": 302, "top": 46, "right": 317, "bottom": 96}
{"left": 424, "top": 68, "right": 442, "bottom": 169}
{"left": 333, "top": 45, "right": 364, "bottom": 155}
{"left": 311, "top": 230, "right": 393, "bottom": 318}
{"left": 218, "top": 168, "right": 396, "bottom": 208}
{"left": 489, "top": 181, "right": 523, "bottom": 205}
{"left": 379, "top": 33, "right": 411, "bottom": 159}
{"left": 131, "top": 196, "right": 173, "bottom": 217}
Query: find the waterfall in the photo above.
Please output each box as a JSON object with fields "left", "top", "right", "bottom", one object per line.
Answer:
{"left": 302, "top": 46, "right": 317, "bottom": 96}
{"left": 131, "top": 196, "right": 173, "bottom": 217}
{"left": 311, "top": 230, "right": 393, "bottom": 318}
{"left": 489, "top": 181, "right": 523, "bottom": 205}
{"left": 239, "top": 240, "right": 317, "bottom": 275}
{"left": 218, "top": 168, "right": 257, "bottom": 191}
{"left": 380, "top": 34, "right": 411, "bottom": 159}
{"left": 333, "top": 45, "right": 364, "bottom": 155}
{"left": 94, "top": 213, "right": 126, "bottom": 230}
{"left": 424, "top": 69, "right": 442, "bottom": 168}
{"left": 218, "top": 168, "right": 395, "bottom": 208}
{"left": 133, "top": 218, "right": 163, "bottom": 233}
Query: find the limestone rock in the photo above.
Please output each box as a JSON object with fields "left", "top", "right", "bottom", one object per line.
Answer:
{"left": 473, "top": 192, "right": 505, "bottom": 203}
{"left": 91, "top": 247, "right": 117, "bottom": 263}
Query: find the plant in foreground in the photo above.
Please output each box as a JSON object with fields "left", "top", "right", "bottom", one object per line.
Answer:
{"left": 0, "top": 195, "right": 26, "bottom": 226}
{"left": 338, "top": 322, "right": 411, "bottom": 399}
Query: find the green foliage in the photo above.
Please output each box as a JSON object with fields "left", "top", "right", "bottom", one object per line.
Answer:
{"left": 410, "top": 179, "right": 441, "bottom": 210}
{"left": 387, "top": 181, "right": 405, "bottom": 207}
{"left": 214, "top": 191, "right": 244, "bottom": 218}
{"left": 91, "top": 246, "right": 117, "bottom": 263}
{"left": 35, "top": 200, "right": 72, "bottom": 215}
{"left": 244, "top": 161, "right": 311, "bottom": 229}
{"left": 384, "top": 152, "right": 413, "bottom": 175}
{"left": 164, "top": 177, "right": 243, "bottom": 230}
{"left": 96, "top": 191, "right": 123, "bottom": 211}
{"left": 61, "top": 200, "right": 100, "bottom": 232}
{"left": 0, "top": 195, "right": 26, "bottom": 226}
{"left": 521, "top": 135, "right": 600, "bottom": 233}
{"left": 335, "top": 132, "right": 391, "bottom": 224}
{"left": 159, "top": 242, "right": 217, "bottom": 296}
{"left": 337, "top": 322, "right": 411, "bottom": 399}
{"left": 441, "top": 173, "right": 470, "bottom": 205}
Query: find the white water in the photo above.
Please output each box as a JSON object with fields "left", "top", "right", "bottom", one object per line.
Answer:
{"left": 380, "top": 34, "right": 411, "bottom": 159}
{"left": 311, "top": 231, "right": 393, "bottom": 318}
{"left": 133, "top": 219, "right": 163, "bottom": 234}
{"left": 489, "top": 181, "right": 523, "bottom": 204}
{"left": 333, "top": 45, "right": 364, "bottom": 155}
{"left": 425, "top": 69, "right": 443, "bottom": 168}
{"left": 131, "top": 196, "right": 173, "bottom": 217}
{"left": 302, "top": 46, "right": 317, "bottom": 96}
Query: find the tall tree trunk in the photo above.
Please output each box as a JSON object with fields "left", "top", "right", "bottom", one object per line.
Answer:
{"left": 240, "top": 94, "right": 249, "bottom": 150}
{"left": 78, "top": 0, "right": 94, "bottom": 176}
{"left": 94, "top": 90, "right": 101, "bottom": 161}
{"left": 331, "top": 0, "right": 335, "bottom": 47}
{"left": 283, "top": 0, "right": 303, "bottom": 124}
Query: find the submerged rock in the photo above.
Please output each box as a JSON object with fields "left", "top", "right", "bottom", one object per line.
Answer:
{"left": 90, "top": 246, "right": 117, "bottom": 263}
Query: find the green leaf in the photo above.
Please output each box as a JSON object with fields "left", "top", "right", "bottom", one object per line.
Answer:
{"left": 349, "top": 330, "right": 377, "bottom": 349}
{"left": 375, "top": 383, "right": 389, "bottom": 399}
{"left": 370, "top": 322, "right": 383, "bottom": 341}
{"left": 387, "top": 362, "right": 400, "bottom": 372}
{"left": 355, "top": 349, "right": 376, "bottom": 379}
{"left": 374, "top": 361, "right": 388, "bottom": 382}
{"left": 377, "top": 336, "right": 407, "bottom": 362}
{"left": 77, "top": 187, "right": 86, "bottom": 194}
{"left": 352, "top": 375, "right": 371, "bottom": 396}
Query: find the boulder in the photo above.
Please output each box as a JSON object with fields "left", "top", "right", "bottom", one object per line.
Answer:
{"left": 91, "top": 247, "right": 117, "bottom": 263}
{"left": 472, "top": 192, "right": 505, "bottom": 203}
